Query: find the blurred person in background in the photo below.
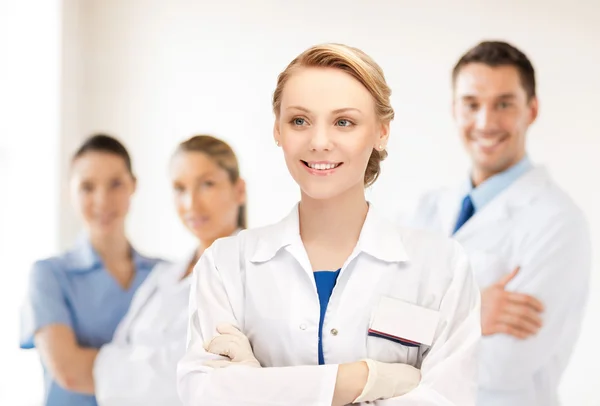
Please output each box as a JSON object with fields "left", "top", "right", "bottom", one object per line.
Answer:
{"left": 20, "top": 134, "right": 164, "bottom": 406}
{"left": 407, "top": 41, "right": 592, "bottom": 406}
{"left": 91, "top": 134, "right": 247, "bottom": 406}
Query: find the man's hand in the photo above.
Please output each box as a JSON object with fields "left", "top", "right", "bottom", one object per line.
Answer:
{"left": 481, "top": 267, "right": 545, "bottom": 339}
{"left": 203, "top": 324, "right": 261, "bottom": 368}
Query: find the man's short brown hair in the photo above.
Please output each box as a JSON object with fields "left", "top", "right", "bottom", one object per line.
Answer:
{"left": 452, "top": 41, "right": 537, "bottom": 100}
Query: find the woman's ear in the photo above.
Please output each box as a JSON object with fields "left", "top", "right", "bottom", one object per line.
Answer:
{"left": 375, "top": 121, "right": 390, "bottom": 150}
{"left": 130, "top": 175, "right": 138, "bottom": 194}
{"left": 236, "top": 178, "right": 247, "bottom": 205}
{"left": 273, "top": 120, "right": 281, "bottom": 146}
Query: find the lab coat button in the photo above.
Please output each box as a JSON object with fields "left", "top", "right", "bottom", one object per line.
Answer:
{"left": 330, "top": 328, "right": 338, "bottom": 336}
{"left": 299, "top": 324, "right": 307, "bottom": 330}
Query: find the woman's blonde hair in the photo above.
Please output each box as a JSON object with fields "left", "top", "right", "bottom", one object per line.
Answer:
{"left": 272, "top": 43, "right": 394, "bottom": 187}
{"left": 174, "top": 135, "right": 246, "bottom": 229}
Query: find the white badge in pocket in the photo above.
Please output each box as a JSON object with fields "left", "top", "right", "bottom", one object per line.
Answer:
{"left": 368, "top": 296, "right": 440, "bottom": 347}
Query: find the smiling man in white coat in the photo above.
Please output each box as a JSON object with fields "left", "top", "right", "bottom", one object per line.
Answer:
{"left": 407, "top": 41, "right": 592, "bottom": 406}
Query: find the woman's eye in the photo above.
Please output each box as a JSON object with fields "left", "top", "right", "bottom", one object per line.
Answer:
{"left": 292, "top": 118, "right": 306, "bottom": 126}
{"left": 336, "top": 119, "right": 353, "bottom": 127}
{"left": 81, "top": 183, "right": 93, "bottom": 193}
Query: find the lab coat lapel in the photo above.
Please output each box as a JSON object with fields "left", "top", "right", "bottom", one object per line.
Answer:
{"left": 452, "top": 197, "right": 510, "bottom": 242}
{"left": 250, "top": 205, "right": 315, "bottom": 283}
{"left": 111, "top": 276, "right": 158, "bottom": 341}
{"left": 452, "top": 167, "right": 550, "bottom": 242}
{"left": 115, "top": 259, "right": 187, "bottom": 341}
{"left": 437, "top": 188, "right": 464, "bottom": 237}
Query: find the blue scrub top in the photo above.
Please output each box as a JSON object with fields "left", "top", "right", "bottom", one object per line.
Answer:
{"left": 20, "top": 237, "right": 163, "bottom": 406}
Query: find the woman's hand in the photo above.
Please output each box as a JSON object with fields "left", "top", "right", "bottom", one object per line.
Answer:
{"left": 204, "top": 324, "right": 421, "bottom": 404}
{"left": 353, "top": 359, "right": 421, "bottom": 402}
{"left": 332, "top": 360, "right": 420, "bottom": 405}
{"left": 203, "top": 324, "right": 261, "bottom": 368}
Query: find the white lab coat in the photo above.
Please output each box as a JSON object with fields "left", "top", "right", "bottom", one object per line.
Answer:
{"left": 93, "top": 257, "right": 193, "bottom": 406}
{"left": 177, "top": 204, "right": 481, "bottom": 406}
{"left": 407, "top": 166, "right": 592, "bottom": 406}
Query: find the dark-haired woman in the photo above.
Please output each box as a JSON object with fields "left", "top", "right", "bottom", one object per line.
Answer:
{"left": 20, "top": 134, "right": 164, "bottom": 406}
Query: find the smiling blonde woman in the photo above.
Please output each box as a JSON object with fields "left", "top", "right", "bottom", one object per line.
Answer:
{"left": 178, "top": 44, "right": 481, "bottom": 406}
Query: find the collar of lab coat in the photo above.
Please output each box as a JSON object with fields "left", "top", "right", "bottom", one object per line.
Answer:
{"left": 250, "top": 203, "right": 409, "bottom": 264}
{"left": 445, "top": 166, "right": 551, "bottom": 238}
{"left": 168, "top": 228, "right": 244, "bottom": 285}
{"left": 149, "top": 256, "right": 194, "bottom": 294}
{"left": 158, "top": 227, "right": 242, "bottom": 281}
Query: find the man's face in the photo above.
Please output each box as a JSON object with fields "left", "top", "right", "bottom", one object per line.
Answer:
{"left": 453, "top": 63, "right": 538, "bottom": 184}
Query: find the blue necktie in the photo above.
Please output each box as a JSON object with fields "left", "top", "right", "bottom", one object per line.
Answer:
{"left": 452, "top": 195, "right": 475, "bottom": 235}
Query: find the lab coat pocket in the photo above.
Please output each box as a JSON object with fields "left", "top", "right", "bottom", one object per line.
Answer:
{"left": 365, "top": 296, "right": 439, "bottom": 367}
{"left": 366, "top": 333, "right": 419, "bottom": 366}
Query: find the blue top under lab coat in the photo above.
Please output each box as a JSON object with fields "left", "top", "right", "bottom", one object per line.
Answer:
{"left": 314, "top": 269, "right": 341, "bottom": 365}
{"left": 19, "top": 237, "right": 163, "bottom": 406}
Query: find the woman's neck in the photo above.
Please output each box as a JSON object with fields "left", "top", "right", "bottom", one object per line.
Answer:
{"left": 299, "top": 183, "right": 368, "bottom": 248}
{"left": 90, "top": 231, "right": 131, "bottom": 263}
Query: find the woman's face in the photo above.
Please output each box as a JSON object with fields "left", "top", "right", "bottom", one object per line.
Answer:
{"left": 170, "top": 151, "right": 245, "bottom": 244}
{"left": 274, "top": 67, "right": 389, "bottom": 201}
{"left": 70, "top": 151, "right": 136, "bottom": 238}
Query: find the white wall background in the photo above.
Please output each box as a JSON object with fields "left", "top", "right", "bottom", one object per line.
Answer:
{"left": 0, "top": 0, "right": 62, "bottom": 404}
{"left": 3, "top": 0, "right": 599, "bottom": 405}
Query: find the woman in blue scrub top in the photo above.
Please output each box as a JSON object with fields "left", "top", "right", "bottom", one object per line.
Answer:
{"left": 20, "top": 134, "right": 163, "bottom": 406}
